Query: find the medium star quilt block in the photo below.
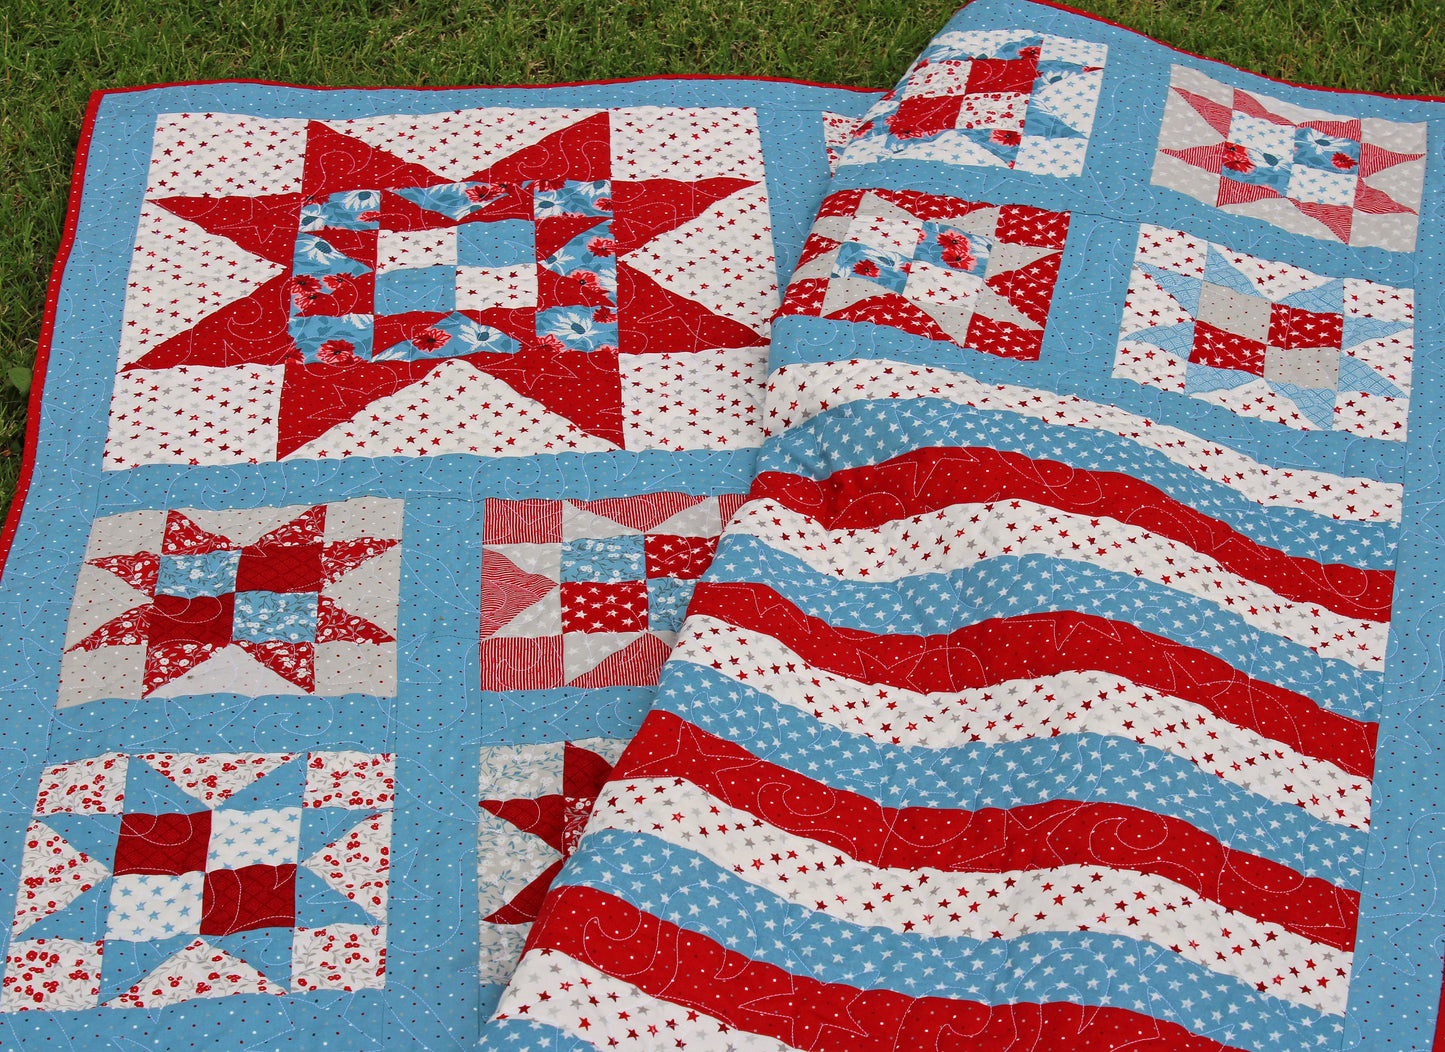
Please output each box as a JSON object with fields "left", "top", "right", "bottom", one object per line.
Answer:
{"left": 57, "top": 497, "right": 403, "bottom": 707}
{"left": 1152, "top": 66, "right": 1427, "bottom": 251}
{"left": 3, "top": 751, "right": 393, "bottom": 1011}
{"left": 477, "top": 492, "right": 745, "bottom": 690}
{"left": 476, "top": 738, "right": 624, "bottom": 984}
{"left": 1115, "top": 224, "right": 1414, "bottom": 439}
{"left": 778, "top": 188, "right": 1069, "bottom": 360}
{"left": 105, "top": 107, "right": 780, "bottom": 468}
{"left": 840, "top": 30, "right": 1107, "bottom": 177}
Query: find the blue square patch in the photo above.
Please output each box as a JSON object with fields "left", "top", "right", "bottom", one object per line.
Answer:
{"left": 374, "top": 265, "right": 458, "bottom": 315}
{"left": 457, "top": 220, "right": 535, "bottom": 268}
{"left": 647, "top": 577, "right": 696, "bottom": 633}
{"left": 561, "top": 536, "right": 645, "bottom": 584}
{"left": 232, "top": 591, "right": 320, "bottom": 643}
{"left": 155, "top": 551, "right": 241, "bottom": 599}
{"left": 915, "top": 224, "right": 992, "bottom": 276}
{"left": 833, "top": 242, "right": 910, "bottom": 292}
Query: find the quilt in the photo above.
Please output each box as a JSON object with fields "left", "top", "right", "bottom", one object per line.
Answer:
{"left": 7, "top": 2, "right": 1445, "bottom": 1051}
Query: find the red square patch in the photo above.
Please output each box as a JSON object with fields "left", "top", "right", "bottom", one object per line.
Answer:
{"left": 1267, "top": 303, "right": 1344, "bottom": 350}
{"left": 997, "top": 205, "right": 1071, "bottom": 250}
{"left": 644, "top": 535, "right": 720, "bottom": 580}
{"left": 113, "top": 812, "right": 212, "bottom": 876}
{"left": 888, "top": 96, "right": 964, "bottom": 140}
{"left": 146, "top": 593, "right": 236, "bottom": 648}
{"left": 1190, "top": 320, "right": 1267, "bottom": 374}
{"left": 200, "top": 863, "right": 297, "bottom": 935}
{"left": 235, "top": 543, "right": 324, "bottom": 594}
{"left": 561, "top": 581, "right": 648, "bottom": 633}
{"left": 964, "top": 55, "right": 1039, "bottom": 96}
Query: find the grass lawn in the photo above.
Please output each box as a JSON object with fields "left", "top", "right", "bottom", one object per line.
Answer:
{"left": 1, "top": 0, "right": 1440, "bottom": 524}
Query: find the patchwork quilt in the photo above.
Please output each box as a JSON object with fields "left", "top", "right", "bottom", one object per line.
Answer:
{"left": 5, "top": 1, "right": 1445, "bottom": 1050}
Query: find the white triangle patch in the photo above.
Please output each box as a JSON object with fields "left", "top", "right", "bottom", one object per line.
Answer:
{"left": 283, "top": 357, "right": 618, "bottom": 461}
{"left": 622, "top": 181, "right": 779, "bottom": 333}
{"left": 104, "top": 938, "right": 284, "bottom": 1009}
{"left": 138, "top": 752, "right": 298, "bottom": 808}
{"left": 302, "top": 811, "right": 392, "bottom": 921}
{"left": 11, "top": 821, "right": 110, "bottom": 935}
{"left": 117, "top": 202, "right": 284, "bottom": 368}
{"left": 324, "top": 107, "right": 602, "bottom": 183}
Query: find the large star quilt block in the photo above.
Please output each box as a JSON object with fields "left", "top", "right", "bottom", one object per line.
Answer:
{"left": 1152, "top": 65, "right": 1427, "bottom": 251}
{"left": 104, "top": 107, "right": 780, "bottom": 469}
{"left": 3, "top": 751, "right": 392, "bottom": 1011}
{"left": 57, "top": 497, "right": 403, "bottom": 707}
{"left": 476, "top": 738, "right": 624, "bottom": 984}
{"left": 840, "top": 30, "right": 1107, "bottom": 177}
{"left": 477, "top": 492, "right": 745, "bottom": 690}
{"left": 1115, "top": 224, "right": 1414, "bottom": 439}
{"left": 778, "top": 187, "right": 1069, "bottom": 360}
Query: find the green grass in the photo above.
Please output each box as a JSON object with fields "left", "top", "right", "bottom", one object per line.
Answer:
{"left": 0, "top": 0, "right": 1441, "bottom": 524}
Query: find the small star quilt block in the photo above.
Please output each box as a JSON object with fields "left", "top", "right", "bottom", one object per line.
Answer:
{"left": 3, "top": 751, "right": 393, "bottom": 1011}
{"left": 778, "top": 188, "right": 1070, "bottom": 361}
{"left": 477, "top": 738, "right": 625, "bottom": 984}
{"left": 57, "top": 497, "right": 403, "bottom": 707}
{"left": 840, "top": 30, "right": 1107, "bottom": 177}
{"left": 478, "top": 492, "right": 746, "bottom": 690}
{"left": 1152, "top": 65, "right": 1427, "bottom": 251}
{"left": 1115, "top": 224, "right": 1414, "bottom": 439}
{"left": 105, "top": 107, "right": 780, "bottom": 468}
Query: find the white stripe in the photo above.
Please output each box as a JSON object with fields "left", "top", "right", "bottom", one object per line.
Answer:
{"left": 763, "top": 359, "right": 1402, "bottom": 523}
{"left": 494, "top": 948, "right": 795, "bottom": 1051}
{"left": 730, "top": 497, "right": 1387, "bottom": 670}
{"left": 587, "top": 778, "right": 1352, "bottom": 1015}
{"left": 672, "top": 615, "right": 1372, "bottom": 830}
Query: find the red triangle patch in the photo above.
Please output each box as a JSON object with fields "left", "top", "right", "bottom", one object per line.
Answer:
{"left": 987, "top": 253, "right": 1061, "bottom": 327}
{"left": 315, "top": 595, "right": 395, "bottom": 645}
{"left": 1359, "top": 142, "right": 1425, "bottom": 179}
{"left": 1172, "top": 88, "right": 1234, "bottom": 139}
{"left": 567, "top": 632, "right": 672, "bottom": 688}
{"left": 234, "top": 641, "right": 316, "bottom": 692}
{"left": 122, "top": 275, "right": 296, "bottom": 371}
{"left": 1300, "top": 117, "right": 1362, "bottom": 141}
{"left": 254, "top": 505, "right": 326, "bottom": 548}
{"left": 569, "top": 492, "right": 704, "bottom": 533}
{"left": 479, "top": 548, "right": 558, "bottom": 639}
{"left": 373, "top": 310, "right": 451, "bottom": 354}
{"left": 562, "top": 742, "right": 616, "bottom": 800}
{"left": 827, "top": 293, "right": 957, "bottom": 346}
{"left": 90, "top": 553, "right": 159, "bottom": 596}
{"left": 142, "top": 641, "right": 222, "bottom": 695}
{"left": 1352, "top": 182, "right": 1415, "bottom": 217}
{"left": 1161, "top": 144, "right": 1225, "bottom": 175}
{"left": 536, "top": 266, "right": 614, "bottom": 311}
{"left": 1217, "top": 176, "right": 1282, "bottom": 205}
{"left": 469, "top": 111, "right": 611, "bottom": 184}
{"left": 610, "top": 177, "right": 757, "bottom": 255}
{"left": 481, "top": 858, "right": 565, "bottom": 924}
{"left": 163, "top": 511, "right": 236, "bottom": 556}
{"left": 275, "top": 357, "right": 450, "bottom": 459}
{"left": 302, "top": 122, "right": 450, "bottom": 199}
{"left": 481, "top": 794, "right": 565, "bottom": 853}
{"left": 617, "top": 263, "right": 768, "bottom": 354}
{"left": 1231, "top": 90, "right": 1294, "bottom": 126}
{"left": 534, "top": 213, "right": 609, "bottom": 262}
{"left": 321, "top": 538, "right": 399, "bottom": 586}
{"left": 1292, "top": 199, "right": 1355, "bottom": 243}
{"left": 464, "top": 345, "right": 624, "bottom": 448}
{"left": 155, "top": 194, "right": 304, "bottom": 266}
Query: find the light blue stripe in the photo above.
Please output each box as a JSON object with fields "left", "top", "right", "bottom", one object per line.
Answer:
{"left": 756, "top": 395, "right": 1400, "bottom": 569}
{"left": 479, "top": 1019, "right": 590, "bottom": 1050}
{"left": 654, "top": 663, "right": 1367, "bottom": 887}
{"left": 547, "top": 831, "right": 1339, "bottom": 1052}
{"left": 712, "top": 532, "right": 1382, "bottom": 721}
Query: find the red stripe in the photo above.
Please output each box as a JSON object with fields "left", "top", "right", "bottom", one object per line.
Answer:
{"left": 520, "top": 884, "right": 1250, "bottom": 1052}
{"left": 688, "top": 580, "right": 1377, "bottom": 779}
{"left": 609, "top": 710, "right": 1360, "bottom": 951}
{"left": 750, "top": 446, "right": 1394, "bottom": 622}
